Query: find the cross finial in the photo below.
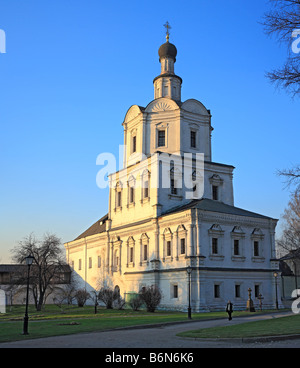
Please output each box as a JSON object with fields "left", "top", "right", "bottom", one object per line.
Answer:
{"left": 164, "top": 21, "right": 171, "bottom": 42}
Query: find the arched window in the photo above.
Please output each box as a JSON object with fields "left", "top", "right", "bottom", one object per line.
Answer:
{"left": 114, "top": 285, "right": 120, "bottom": 297}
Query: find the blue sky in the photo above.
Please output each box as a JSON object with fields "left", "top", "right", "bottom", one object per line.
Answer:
{"left": 0, "top": 0, "right": 299, "bottom": 263}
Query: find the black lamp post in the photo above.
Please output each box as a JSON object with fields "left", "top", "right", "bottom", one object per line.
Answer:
{"left": 273, "top": 271, "right": 279, "bottom": 310}
{"left": 23, "top": 255, "right": 34, "bottom": 335}
{"left": 187, "top": 266, "right": 192, "bottom": 319}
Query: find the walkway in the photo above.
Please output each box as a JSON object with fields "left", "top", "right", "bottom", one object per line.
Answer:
{"left": 0, "top": 311, "right": 299, "bottom": 348}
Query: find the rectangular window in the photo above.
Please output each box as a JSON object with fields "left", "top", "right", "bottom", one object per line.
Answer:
{"left": 180, "top": 238, "right": 186, "bottom": 255}
{"left": 255, "top": 284, "right": 260, "bottom": 298}
{"left": 129, "top": 247, "right": 134, "bottom": 263}
{"left": 214, "top": 284, "right": 220, "bottom": 298}
{"left": 89, "top": 257, "right": 92, "bottom": 269}
{"left": 144, "top": 182, "right": 149, "bottom": 198}
{"left": 254, "top": 241, "right": 259, "bottom": 257}
{"left": 173, "top": 86, "right": 176, "bottom": 98}
{"left": 173, "top": 284, "right": 178, "bottom": 298}
{"left": 143, "top": 244, "right": 148, "bottom": 261}
{"left": 97, "top": 256, "right": 101, "bottom": 268}
{"left": 235, "top": 284, "right": 241, "bottom": 298}
{"left": 143, "top": 180, "right": 149, "bottom": 198}
{"left": 234, "top": 239, "right": 240, "bottom": 255}
{"left": 132, "top": 136, "right": 136, "bottom": 153}
{"left": 191, "top": 131, "right": 196, "bottom": 148}
{"left": 117, "top": 191, "right": 122, "bottom": 207}
{"left": 212, "top": 185, "right": 218, "bottom": 200}
{"left": 166, "top": 240, "right": 171, "bottom": 257}
{"left": 170, "top": 178, "right": 177, "bottom": 195}
{"left": 158, "top": 130, "right": 165, "bottom": 147}
{"left": 78, "top": 259, "right": 82, "bottom": 270}
{"left": 129, "top": 186, "right": 134, "bottom": 203}
{"left": 212, "top": 238, "right": 218, "bottom": 254}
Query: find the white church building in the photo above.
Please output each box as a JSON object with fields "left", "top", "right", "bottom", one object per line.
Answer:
{"left": 64, "top": 29, "right": 280, "bottom": 312}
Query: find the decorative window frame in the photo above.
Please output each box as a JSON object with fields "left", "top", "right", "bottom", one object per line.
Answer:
{"left": 188, "top": 123, "right": 199, "bottom": 149}
{"left": 209, "top": 174, "right": 223, "bottom": 201}
{"left": 111, "top": 236, "right": 122, "bottom": 273}
{"left": 127, "top": 175, "right": 136, "bottom": 208}
{"left": 208, "top": 224, "right": 224, "bottom": 261}
{"left": 162, "top": 227, "right": 173, "bottom": 262}
{"left": 113, "top": 249, "right": 119, "bottom": 272}
{"left": 168, "top": 166, "right": 183, "bottom": 200}
{"left": 176, "top": 224, "right": 187, "bottom": 258}
{"left": 231, "top": 226, "right": 246, "bottom": 262}
{"left": 129, "top": 128, "right": 138, "bottom": 155}
{"left": 127, "top": 236, "right": 135, "bottom": 268}
{"left": 156, "top": 122, "right": 169, "bottom": 149}
{"left": 251, "top": 228, "right": 265, "bottom": 263}
{"left": 187, "top": 169, "right": 204, "bottom": 200}
{"left": 114, "top": 181, "right": 123, "bottom": 212}
{"left": 140, "top": 233, "right": 150, "bottom": 265}
{"left": 141, "top": 169, "right": 150, "bottom": 204}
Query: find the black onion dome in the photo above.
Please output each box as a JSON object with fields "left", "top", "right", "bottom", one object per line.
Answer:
{"left": 158, "top": 42, "right": 177, "bottom": 62}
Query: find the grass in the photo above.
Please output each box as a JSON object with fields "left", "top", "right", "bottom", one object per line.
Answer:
{"left": 0, "top": 305, "right": 291, "bottom": 343}
{"left": 177, "top": 314, "right": 300, "bottom": 339}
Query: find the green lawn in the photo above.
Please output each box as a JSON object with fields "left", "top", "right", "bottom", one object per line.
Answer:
{"left": 0, "top": 305, "right": 291, "bottom": 343}
{"left": 177, "top": 314, "right": 300, "bottom": 339}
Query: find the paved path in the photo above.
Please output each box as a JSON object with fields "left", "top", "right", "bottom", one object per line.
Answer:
{"left": 0, "top": 311, "right": 299, "bottom": 348}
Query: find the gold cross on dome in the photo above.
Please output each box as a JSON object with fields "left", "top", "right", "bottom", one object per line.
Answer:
{"left": 164, "top": 21, "right": 171, "bottom": 41}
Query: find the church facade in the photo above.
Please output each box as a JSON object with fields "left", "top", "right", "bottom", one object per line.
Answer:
{"left": 64, "top": 31, "right": 280, "bottom": 311}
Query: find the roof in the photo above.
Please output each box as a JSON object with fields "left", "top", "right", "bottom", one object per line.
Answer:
{"left": 0, "top": 264, "right": 27, "bottom": 273}
{"left": 0, "top": 264, "right": 71, "bottom": 273}
{"left": 162, "top": 198, "right": 275, "bottom": 220}
{"left": 158, "top": 41, "right": 177, "bottom": 61}
{"left": 74, "top": 214, "right": 108, "bottom": 241}
{"left": 71, "top": 200, "right": 275, "bottom": 243}
{"left": 279, "top": 248, "right": 300, "bottom": 261}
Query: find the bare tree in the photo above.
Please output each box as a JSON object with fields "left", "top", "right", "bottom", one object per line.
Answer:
{"left": 262, "top": 0, "right": 300, "bottom": 96}
{"left": 277, "top": 164, "right": 300, "bottom": 189}
{"left": 277, "top": 190, "right": 300, "bottom": 256}
{"left": 52, "top": 269, "right": 79, "bottom": 310}
{"left": 11, "top": 233, "right": 65, "bottom": 311}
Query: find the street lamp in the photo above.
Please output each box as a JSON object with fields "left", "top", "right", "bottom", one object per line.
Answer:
{"left": 186, "top": 266, "right": 192, "bottom": 319}
{"left": 23, "top": 255, "right": 34, "bottom": 335}
{"left": 273, "top": 271, "right": 279, "bottom": 310}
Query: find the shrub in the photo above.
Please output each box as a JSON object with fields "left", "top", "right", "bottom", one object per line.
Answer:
{"left": 113, "top": 295, "right": 126, "bottom": 310}
{"left": 128, "top": 294, "right": 144, "bottom": 311}
{"left": 98, "top": 287, "right": 117, "bottom": 309}
{"left": 139, "top": 285, "right": 162, "bottom": 312}
{"left": 74, "top": 289, "right": 90, "bottom": 307}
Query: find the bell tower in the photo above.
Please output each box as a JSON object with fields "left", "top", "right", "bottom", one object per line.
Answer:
{"left": 153, "top": 22, "right": 182, "bottom": 102}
